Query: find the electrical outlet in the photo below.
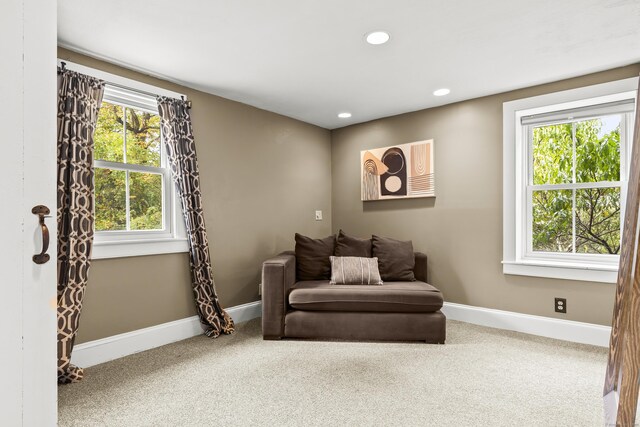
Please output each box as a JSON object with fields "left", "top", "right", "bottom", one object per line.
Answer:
{"left": 555, "top": 298, "right": 567, "bottom": 313}
{"left": 315, "top": 210, "right": 323, "bottom": 221}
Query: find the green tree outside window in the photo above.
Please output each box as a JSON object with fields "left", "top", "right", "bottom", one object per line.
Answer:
{"left": 94, "top": 101, "right": 164, "bottom": 231}
{"left": 531, "top": 116, "right": 621, "bottom": 255}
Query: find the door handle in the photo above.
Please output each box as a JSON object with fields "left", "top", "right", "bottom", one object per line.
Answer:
{"left": 32, "top": 205, "right": 51, "bottom": 265}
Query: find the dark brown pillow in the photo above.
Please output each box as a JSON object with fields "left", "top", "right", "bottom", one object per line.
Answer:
{"left": 335, "top": 229, "right": 372, "bottom": 257}
{"left": 295, "top": 233, "right": 336, "bottom": 280}
{"left": 372, "top": 235, "right": 415, "bottom": 281}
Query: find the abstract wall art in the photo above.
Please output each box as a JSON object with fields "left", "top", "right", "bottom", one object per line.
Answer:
{"left": 361, "top": 139, "right": 434, "bottom": 201}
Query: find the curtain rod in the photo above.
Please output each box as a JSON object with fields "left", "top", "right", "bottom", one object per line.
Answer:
{"left": 57, "top": 61, "right": 192, "bottom": 109}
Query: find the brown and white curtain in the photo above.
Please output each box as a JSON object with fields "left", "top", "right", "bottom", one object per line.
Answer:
{"left": 57, "top": 69, "right": 105, "bottom": 384}
{"left": 157, "top": 97, "right": 235, "bottom": 338}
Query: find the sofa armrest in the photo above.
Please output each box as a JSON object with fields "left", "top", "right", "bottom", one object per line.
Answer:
{"left": 414, "top": 252, "right": 428, "bottom": 282}
{"left": 261, "top": 252, "right": 296, "bottom": 339}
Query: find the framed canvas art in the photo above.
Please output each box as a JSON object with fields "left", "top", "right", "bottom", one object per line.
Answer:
{"left": 361, "top": 139, "right": 434, "bottom": 201}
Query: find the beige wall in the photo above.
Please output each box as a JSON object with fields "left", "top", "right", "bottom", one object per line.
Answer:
{"left": 65, "top": 43, "right": 638, "bottom": 340}
{"left": 331, "top": 64, "right": 640, "bottom": 327}
{"left": 58, "top": 48, "right": 333, "bottom": 344}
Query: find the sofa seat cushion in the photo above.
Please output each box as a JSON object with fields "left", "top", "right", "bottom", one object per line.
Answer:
{"left": 289, "top": 280, "right": 443, "bottom": 313}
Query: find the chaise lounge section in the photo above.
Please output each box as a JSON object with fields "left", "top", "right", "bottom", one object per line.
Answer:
{"left": 262, "top": 251, "right": 446, "bottom": 343}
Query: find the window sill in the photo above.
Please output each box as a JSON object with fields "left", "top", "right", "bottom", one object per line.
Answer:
{"left": 502, "top": 260, "right": 617, "bottom": 283}
{"left": 92, "top": 238, "right": 189, "bottom": 260}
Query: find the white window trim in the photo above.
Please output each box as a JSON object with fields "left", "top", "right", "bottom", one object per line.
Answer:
{"left": 503, "top": 77, "right": 638, "bottom": 283}
{"left": 58, "top": 60, "right": 190, "bottom": 259}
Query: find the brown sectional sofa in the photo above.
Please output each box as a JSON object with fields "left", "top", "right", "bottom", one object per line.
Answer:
{"left": 262, "top": 251, "right": 446, "bottom": 343}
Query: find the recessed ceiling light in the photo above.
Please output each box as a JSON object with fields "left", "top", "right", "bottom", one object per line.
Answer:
{"left": 338, "top": 112, "right": 352, "bottom": 118}
{"left": 433, "top": 88, "right": 451, "bottom": 96}
{"left": 365, "top": 31, "right": 390, "bottom": 45}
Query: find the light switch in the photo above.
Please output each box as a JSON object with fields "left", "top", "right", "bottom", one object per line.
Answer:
{"left": 315, "top": 210, "right": 323, "bottom": 221}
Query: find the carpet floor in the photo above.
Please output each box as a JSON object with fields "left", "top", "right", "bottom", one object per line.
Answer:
{"left": 59, "top": 319, "right": 607, "bottom": 426}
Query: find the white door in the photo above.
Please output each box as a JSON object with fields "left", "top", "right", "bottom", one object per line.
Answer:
{"left": 0, "top": 0, "right": 57, "bottom": 425}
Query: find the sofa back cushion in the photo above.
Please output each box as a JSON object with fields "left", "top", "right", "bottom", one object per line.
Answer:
{"left": 372, "top": 235, "right": 416, "bottom": 281}
{"left": 335, "top": 229, "right": 373, "bottom": 257}
{"left": 295, "top": 233, "right": 336, "bottom": 280}
{"left": 329, "top": 256, "right": 383, "bottom": 285}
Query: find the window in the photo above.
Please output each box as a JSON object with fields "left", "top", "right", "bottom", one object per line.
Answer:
{"left": 94, "top": 95, "right": 167, "bottom": 234}
{"left": 60, "top": 60, "right": 190, "bottom": 259}
{"left": 503, "top": 78, "right": 638, "bottom": 283}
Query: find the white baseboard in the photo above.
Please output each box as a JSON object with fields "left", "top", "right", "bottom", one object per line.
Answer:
{"left": 442, "top": 302, "right": 611, "bottom": 347}
{"left": 227, "top": 300, "right": 262, "bottom": 324}
{"left": 72, "top": 300, "right": 609, "bottom": 367}
{"left": 72, "top": 301, "right": 262, "bottom": 368}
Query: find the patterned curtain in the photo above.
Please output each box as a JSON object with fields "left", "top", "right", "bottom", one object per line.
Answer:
{"left": 57, "top": 69, "right": 105, "bottom": 384}
{"left": 157, "top": 96, "right": 235, "bottom": 338}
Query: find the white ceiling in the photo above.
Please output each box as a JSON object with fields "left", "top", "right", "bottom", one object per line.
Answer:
{"left": 58, "top": 0, "right": 640, "bottom": 129}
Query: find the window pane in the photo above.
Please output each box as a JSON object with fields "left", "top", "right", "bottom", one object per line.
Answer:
{"left": 575, "top": 116, "right": 621, "bottom": 183}
{"left": 532, "top": 123, "right": 573, "bottom": 185}
{"left": 125, "top": 108, "right": 161, "bottom": 167}
{"left": 129, "top": 172, "right": 163, "bottom": 230}
{"left": 532, "top": 189, "right": 573, "bottom": 253}
{"left": 576, "top": 187, "right": 621, "bottom": 254}
{"left": 95, "top": 168, "right": 126, "bottom": 231}
{"left": 94, "top": 102, "right": 124, "bottom": 162}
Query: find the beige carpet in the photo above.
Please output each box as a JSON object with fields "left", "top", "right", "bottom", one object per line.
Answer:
{"left": 59, "top": 319, "right": 607, "bottom": 426}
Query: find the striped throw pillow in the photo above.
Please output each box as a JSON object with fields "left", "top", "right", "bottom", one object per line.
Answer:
{"left": 329, "top": 256, "right": 383, "bottom": 285}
